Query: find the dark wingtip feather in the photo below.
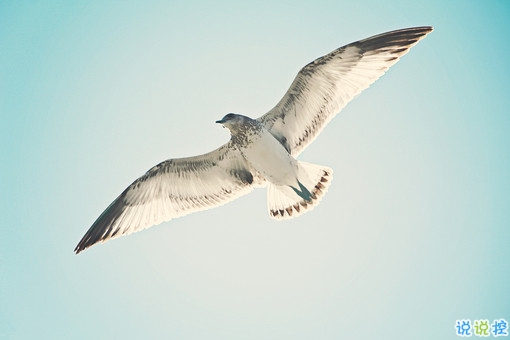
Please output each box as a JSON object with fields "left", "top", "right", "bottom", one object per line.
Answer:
{"left": 74, "top": 195, "right": 126, "bottom": 254}
{"left": 356, "top": 26, "right": 433, "bottom": 53}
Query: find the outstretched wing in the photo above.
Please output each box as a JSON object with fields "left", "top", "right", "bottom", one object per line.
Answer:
{"left": 257, "top": 26, "right": 433, "bottom": 157}
{"left": 75, "top": 142, "right": 264, "bottom": 253}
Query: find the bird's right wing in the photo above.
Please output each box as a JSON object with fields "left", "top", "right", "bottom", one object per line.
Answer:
{"left": 257, "top": 26, "right": 433, "bottom": 157}
{"left": 75, "top": 141, "right": 264, "bottom": 253}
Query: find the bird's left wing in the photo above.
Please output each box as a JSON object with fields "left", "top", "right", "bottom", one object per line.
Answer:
{"left": 75, "top": 141, "right": 264, "bottom": 253}
{"left": 257, "top": 26, "right": 433, "bottom": 157}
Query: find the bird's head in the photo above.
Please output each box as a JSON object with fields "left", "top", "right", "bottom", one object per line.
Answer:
{"left": 215, "top": 113, "right": 249, "bottom": 132}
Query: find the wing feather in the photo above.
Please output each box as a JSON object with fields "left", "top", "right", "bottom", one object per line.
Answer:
{"left": 257, "top": 26, "right": 433, "bottom": 156}
{"left": 75, "top": 141, "right": 264, "bottom": 253}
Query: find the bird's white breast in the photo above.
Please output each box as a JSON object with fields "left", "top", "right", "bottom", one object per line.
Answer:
{"left": 239, "top": 127, "right": 299, "bottom": 187}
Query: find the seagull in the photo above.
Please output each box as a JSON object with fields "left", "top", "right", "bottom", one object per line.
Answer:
{"left": 75, "top": 26, "right": 433, "bottom": 254}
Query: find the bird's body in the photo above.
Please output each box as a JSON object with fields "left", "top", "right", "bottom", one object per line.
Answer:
{"left": 240, "top": 125, "right": 300, "bottom": 188}
{"left": 223, "top": 114, "right": 299, "bottom": 188}
{"left": 75, "top": 26, "right": 433, "bottom": 254}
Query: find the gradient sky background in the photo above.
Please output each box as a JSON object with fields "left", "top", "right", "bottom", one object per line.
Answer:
{"left": 1, "top": 1, "right": 509, "bottom": 339}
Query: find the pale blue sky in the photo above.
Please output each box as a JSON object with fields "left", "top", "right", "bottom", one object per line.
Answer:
{"left": 1, "top": 1, "right": 509, "bottom": 339}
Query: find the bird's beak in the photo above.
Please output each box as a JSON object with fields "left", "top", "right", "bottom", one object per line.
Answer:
{"left": 215, "top": 119, "right": 224, "bottom": 124}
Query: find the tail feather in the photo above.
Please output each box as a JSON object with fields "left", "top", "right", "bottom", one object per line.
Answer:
{"left": 267, "top": 161, "right": 333, "bottom": 220}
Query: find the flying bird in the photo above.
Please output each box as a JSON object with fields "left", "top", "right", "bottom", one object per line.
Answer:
{"left": 75, "top": 26, "right": 433, "bottom": 254}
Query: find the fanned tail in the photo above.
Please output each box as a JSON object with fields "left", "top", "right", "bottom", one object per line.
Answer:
{"left": 267, "top": 162, "right": 333, "bottom": 220}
